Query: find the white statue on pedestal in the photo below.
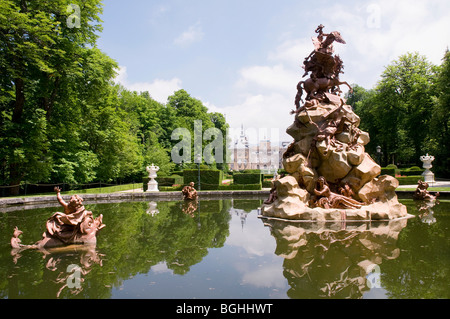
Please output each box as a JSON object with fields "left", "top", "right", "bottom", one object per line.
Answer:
{"left": 420, "top": 154, "right": 435, "bottom": 184}
{"left": 146, "top": 164, "right": 160, "bottom": 192}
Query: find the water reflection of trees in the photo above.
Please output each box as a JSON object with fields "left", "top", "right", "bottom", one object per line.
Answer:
{"left": 0, "top": 200, "right": 231, "bottom": 298}
{"left": 263, "top": 219, "right": 409, "bottom": 299}
{"left": 380, "top": 200, "right": 450, "bottom": 299}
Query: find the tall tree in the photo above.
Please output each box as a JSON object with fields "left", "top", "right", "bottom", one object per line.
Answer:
{"left": 0, "top": 0, "right": 104, "bottom": 194}
{"left": 368, "top": 52, "right": 437, "bottom": 165}
{"left": 426, "top": 50, "right": 450, "bottom": 177}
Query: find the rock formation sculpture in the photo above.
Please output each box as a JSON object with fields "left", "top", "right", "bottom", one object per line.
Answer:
{"left": 11, "top": 187, "right": 105, "bottom": 251}
{"left": 261, "top": 25, "right": 409, "bottom": 222}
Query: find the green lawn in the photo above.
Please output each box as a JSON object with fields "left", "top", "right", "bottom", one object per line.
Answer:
{"left": 398, "top": 187, "right": 450, "bottom": 192}
{"left": 2, "top": 183, "right": 142, "bottom": 199}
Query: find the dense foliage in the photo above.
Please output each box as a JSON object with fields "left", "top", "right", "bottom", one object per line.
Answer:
{"left": 1, "top": 1, "right": 449, "bottom": 196}
{"left": 0, "top": 0, "right": 228, "bottom": 195}
{"left": 347, "top": 51, "right": 450, "bottom": 177}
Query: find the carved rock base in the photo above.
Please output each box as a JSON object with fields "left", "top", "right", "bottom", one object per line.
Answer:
{"left": 261, "top": 176, "right": 411, "bottom": 222}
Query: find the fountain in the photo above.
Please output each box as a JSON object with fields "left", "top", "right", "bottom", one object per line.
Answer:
{"left": 261, "top": 25, "right": 410, "bottom": 222}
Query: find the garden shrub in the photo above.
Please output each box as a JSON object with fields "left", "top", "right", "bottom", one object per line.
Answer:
{"left": 400, "top": 167, "right": 425, "bottom": 176}
{"left": 183, "top": 169, "right": 223, "bottom": 190}
{"left": 386, "top": 164, "right": 398, "bottom": 169}
{"left": 160, "top": 185, "right": 184, "bottom": 192}
{"left": 233, "top": 173, "right": 262, "bottom": 185}
{"left": 380, "top": 168, "right": 396, "bottom": 176}
{"left": 218, "top": 183, "right": 262, "bottom": 190}
{"left": 143, "top": 175, "right": 183, "bottom": 191}
{"left": 396, "top": 175, "right": 424, "bottom": 185}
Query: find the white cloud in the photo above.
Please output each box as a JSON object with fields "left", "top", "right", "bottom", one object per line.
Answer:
{"left": 114, "top": 66, "right": 182, "bottom": 103}
{"left": 173, "top": 22, "right": 204, "bottom": 47}
{"left": 236, "top": 64, "right": 298, "bottom": 94}
{"left": 319, "top": 0, "right": 450, "bottom": 88}
{"left": 207, "top": 93, "right": 294, "bottom": 144}
{"left": 268, "top": 38, "right": 312, "bottom": 68}
{"left": 241, "top": 264, "right": 287, "bottom": 289}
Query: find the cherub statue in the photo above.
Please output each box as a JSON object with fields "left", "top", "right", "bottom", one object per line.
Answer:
{"left": 413, "top": 180, "right": 440, "bottom": 201}
{"left": 182, "top": 182, "right": 198, "bottom": 200}
{"left": 11, "top": 187, "right": 105, "bottom": 251}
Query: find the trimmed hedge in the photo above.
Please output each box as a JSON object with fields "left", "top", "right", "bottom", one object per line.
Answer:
{"left": 159, "top": 185, "right": 184, "bottom": 192}
{"left": 233, "top": 173, "right": 262, "bottom": 185}
{"left": 380, "top": 166, "right": 425, "bottom": 177}
{"left": 143, "top": 175, "right": 183, "bottom": 192}
{"left": 218, "top": 183, "right": 262, "bottom": 190}
{"left": 397, "top": 175, "right": 424, "bottom": 185}
{"left": 400, "top": 168, "right": 425, "bottom": 176}
{"left": 161, "top": 183, "right": 262, "bottom": 191}
{"left": 240, "top": 169, "right": 262, "bottom": 174}
{"left": 183, "top": 169, "right": 223, "bottom": 190}
{"left": 262, "top": 180, "right": 273, "bottom": 188}
{"left": 380, "top": 168, "right": 396, "bottom": 176}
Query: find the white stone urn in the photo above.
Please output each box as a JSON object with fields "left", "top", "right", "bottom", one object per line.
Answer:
{"left": 420, "top": 154, "right": 435, "bottom": 184}
{"left": 146, "top": 164, "right": 160, "bottom": 192}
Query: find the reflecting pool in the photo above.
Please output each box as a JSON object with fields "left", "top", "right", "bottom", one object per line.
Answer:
{"left": 0, "top": 198, "right": 449, "bottom": 299}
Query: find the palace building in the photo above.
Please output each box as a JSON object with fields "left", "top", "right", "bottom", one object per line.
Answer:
{"left": 228, "top": 125, "right": 290, "bottom": 172}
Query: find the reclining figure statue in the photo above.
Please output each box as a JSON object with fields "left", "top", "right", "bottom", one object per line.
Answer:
{"left": 11, "top": 187, "right": 105, "bottom": 251}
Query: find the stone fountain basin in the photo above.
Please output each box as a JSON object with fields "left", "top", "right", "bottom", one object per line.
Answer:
{"left": 259, "top": 206, "right": 415, "bottom": 223}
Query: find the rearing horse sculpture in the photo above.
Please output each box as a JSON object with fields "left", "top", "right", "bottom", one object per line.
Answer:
{"left": 295, "top": 25, "right": 352, "bottom": 108}
{"left": 295, "top": 77, "right": 353, "bottom": 108}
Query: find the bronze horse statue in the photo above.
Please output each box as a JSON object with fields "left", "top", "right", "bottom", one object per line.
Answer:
{"left": 294, "top": 25, "right": 352, "bottom": 109}
{"left": 295, "top": 77, "right": 353, "bottom": 108}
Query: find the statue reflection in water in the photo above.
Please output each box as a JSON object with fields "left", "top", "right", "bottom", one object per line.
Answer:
{"left": 181, "top": 182, "right": 199, "bottom": 218}
{"left": 262, "top": 218, "right": 409, "bottom": 299}
{"left": 9, "top": 243, "right": 104, "bottom": 298}
{"left": 413, "top": 180, "right": 439, "bottom": 225}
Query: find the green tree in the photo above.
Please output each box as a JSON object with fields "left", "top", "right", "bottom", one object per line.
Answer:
{"left": 167, "top": 89, "right": 215, "bottom": 165}
{"left": 375, "top": 52, "right": 437, "bottom": 164}
{"left": 426, "top": 49, "right": 450, "bottom": 177}
{"left": 0, "top": 1, "right": 231, "bottom": 194}
{"left": 349, "top": 53, "right": 438, "bottom": 167}
{"left": 0, "top": 0, "right": 104, "bottom": 194}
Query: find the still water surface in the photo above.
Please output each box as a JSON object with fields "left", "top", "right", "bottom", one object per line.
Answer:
{"left": 0, "top": 198, "right": 448, "bottom": 299}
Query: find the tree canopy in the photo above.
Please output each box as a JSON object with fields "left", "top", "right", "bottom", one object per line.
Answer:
{"left": 0, "top": 0, "right": 229, "bottom": 195}
{"left": 348, "top": 51, "right": 450, "bottom": 177}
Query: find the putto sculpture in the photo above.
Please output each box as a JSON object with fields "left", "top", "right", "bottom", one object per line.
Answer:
{"left": 413, "top": 180, "right": 439, "bottom": 201}
{"left": 182, "top": 182, "right": 198, "bottom": 200}
{"left": 11, "top": 187, "right": 105, "bottom": 251}
{"left": 261, "top": 25, "right": 410, "bottom": 222}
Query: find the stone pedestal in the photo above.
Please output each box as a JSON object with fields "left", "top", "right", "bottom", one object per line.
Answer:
{"left": 146, "top": 164, "right": 160, "bottom": 192}
{"left": 420, "top": 154, "right": 435, "bottom": 184}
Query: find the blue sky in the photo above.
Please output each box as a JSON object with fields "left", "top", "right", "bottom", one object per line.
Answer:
{"left": 97, "top": 0, "right": 450, "bottom": 142}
